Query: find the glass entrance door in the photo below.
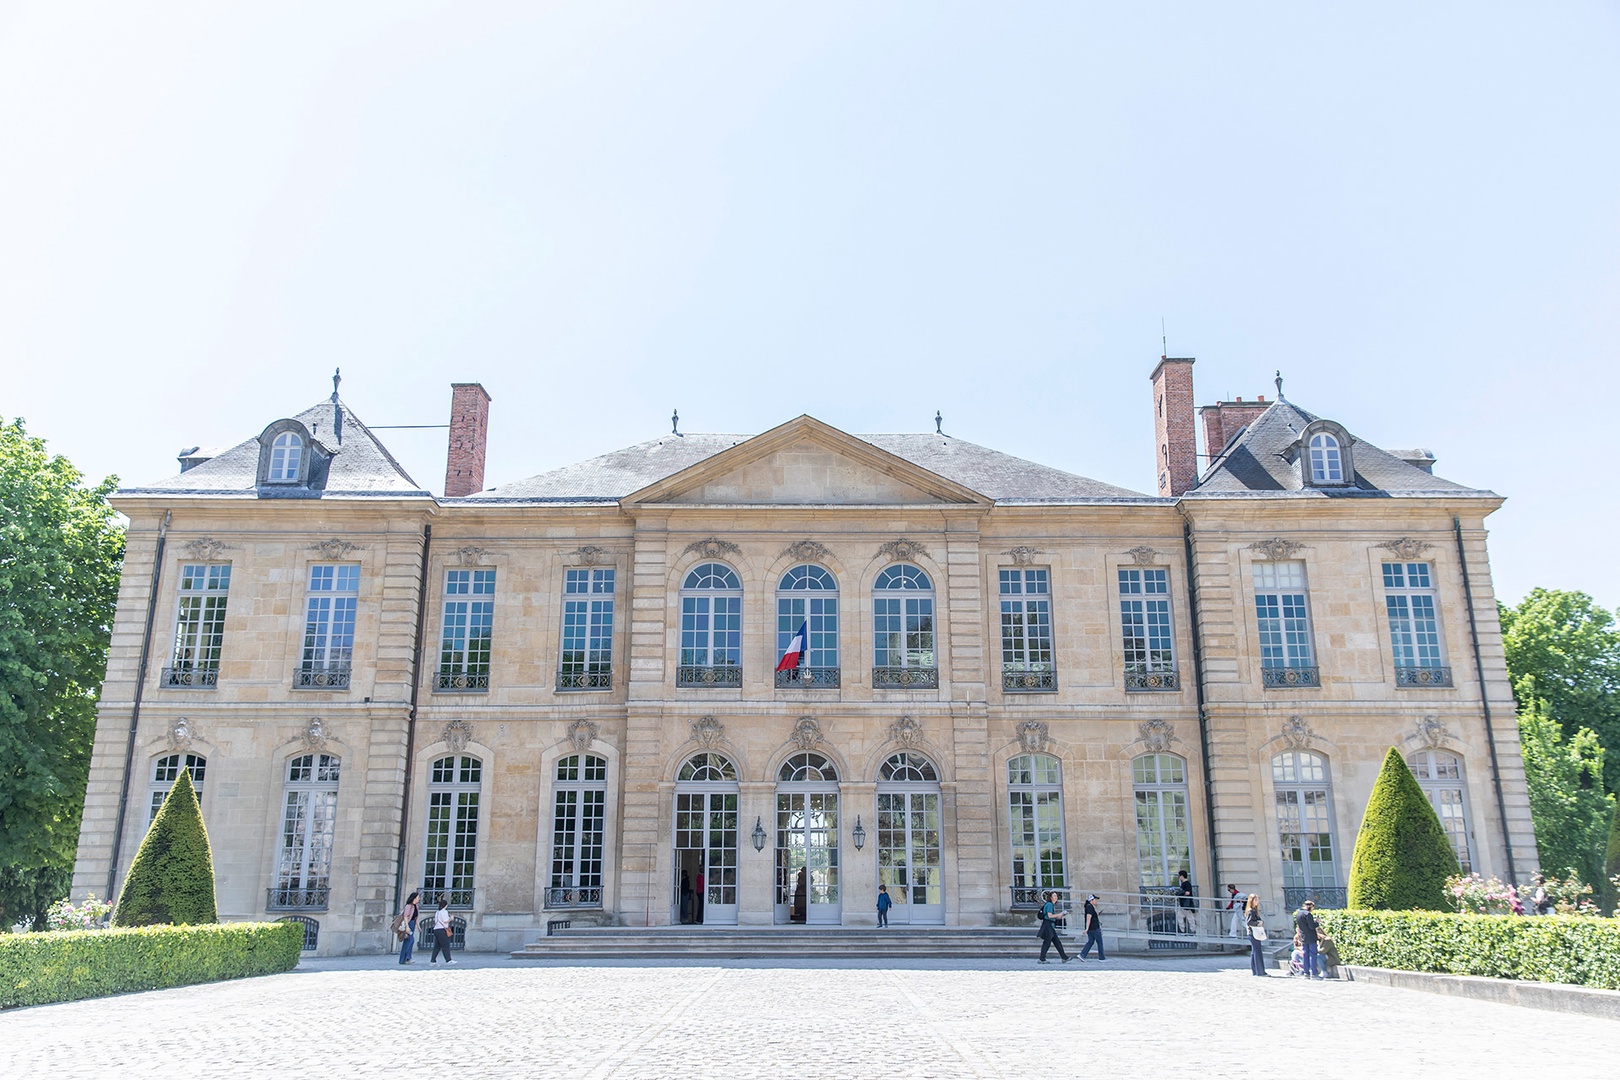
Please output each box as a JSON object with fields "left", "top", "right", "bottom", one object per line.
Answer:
{"left": 774, "top": 791, "right": 840, "bottom": 924}
{"left": 876, "top": 791, "right": 943, "bottom": 924}
{"left": 673, "top": 790, "right": 738, "bottom": 925}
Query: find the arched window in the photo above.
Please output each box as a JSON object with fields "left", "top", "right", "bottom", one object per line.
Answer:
{"left": 1133, "top": 753, "right": 1192, "bottom": 890}
{"left": 1007, "top": 753, "right": 1066, "bottom": 905}
{"left": 1408, "top": 750, "right": 1472, "bottom": 872}
{"left": 872, "top": 564, "right": 937, "bottom": 688}
{"left": 778, "top": 752, "right": 839, "bottom": 782}
{"left": 423, "top": 754, "right": 481, "bottom": 908}
{"left": 549, "top": 754, "right": 607, "bottom": 908}
{"left": 272, "top": 754, "right": 341, "bottom": 910}
{"left": 679, "top": 562, "right": 742, "bottom": 687}
{"left": 1273, "top": 750, "right": 1340, "bottom": 907}
{"left": 675, "top": 753, "right": 739, "bottom": 923}
{"left": 678, "top": 752, "right": 738, "bottom": 782}
{"left": 776, "top": 565, "right": 839, "bottom": 688}
{"left": 777, "top": 752, "right": 840, "bottom": 922}
{"left": 267, "top": 431, "right": 304, "bottom": 482}
{"left": 149, "top": 753, "right": 205, "bottom": 824}
{"left": 1308, "top": 432, "right": 1343, "bottom": 484}
{"left": 877, "top": 753, "right": 943, "bottom": 922}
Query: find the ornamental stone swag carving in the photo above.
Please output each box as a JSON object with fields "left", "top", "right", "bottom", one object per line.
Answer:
{"left": 1137, "top": 718, "right": 1177, "bottom": 753}
{"left": 1378, "top": 537, "right": 1434, "bottom": 562}
{"left": 1125, "top": 545, "right": 1161, "bottom": 566}
{"left": 1016, "top": 720, "right": 1050, "bottom": 754}
{"left": 1415, "top": 716, "right": 1449, "bottom": 748}
{"left": 311, "top": 538, "right": 359, "bottom": 560}
{"left": 452, "top": 546, "right": 493, "bottom": 567}
{"left": 1002, "top": 546, "right": 1044, "bottom": 567}
{"left": 690, "top": 716, "right": 725, "bottom": 750}
{"left": 1280, "top": 716, "right": 1315, "bottom": 750}
{"left": 790, "top": 716, "right": 824, "bottom": 751}
{"left": 183, "top": 537, "right": 232, "bottom": 561}
{"left": 567, "top": 719, "right": 599, "bottom": 752}
{"left": 782, "top": 540, "right": 832, "bottom": 564}
{"left": 167, "top": 717, "right": 194, "bottom": 751}
{"left": 302, "top": 717, "right": 328, "bottom": 752}
{"left": 568, "top": 546, "right": 611, "bottom": 567}
{"left": 889, "top": 715, "right": 923, "bottom": 748}
{"left": 1250, "top": 537, "right": 1305, "bottom": 561}
{"left": 441, "top": 718, "right": 474, "bottom": 752}
{"left": 878, "top": 539, "right": 928, "bottom": 563}
{"left": 683, "top": 538, "right": 741, "bottom": 560}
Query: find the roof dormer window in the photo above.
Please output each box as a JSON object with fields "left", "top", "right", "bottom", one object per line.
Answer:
{"left": 255, "top": 419, "right": 319, "bottom": 491}
{"left": 267, "top": 431, "right": 303, "bottom": 483}
{"left": 1308, "top": 432, "right": 1342, "bottom": 484}
{"left": 1298, "top": 420, "right": 1354, "bottom": 488}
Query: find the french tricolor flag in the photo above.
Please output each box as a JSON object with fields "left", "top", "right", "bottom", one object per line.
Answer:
{"left": 776, "top": 621, "right": 808, "bottom": 672}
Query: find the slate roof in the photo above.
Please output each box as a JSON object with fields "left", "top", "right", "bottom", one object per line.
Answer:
{"left": 119, "top": 397, "right": 431, "bottom": 498}
{"left": 1188, "top": 400, "right": 1493, "bottom": 499}
{"left": 461, "top": 431, "right": 1154, "bottom": 504}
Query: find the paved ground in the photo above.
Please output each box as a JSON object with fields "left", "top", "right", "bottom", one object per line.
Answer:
{"left": 2, "top": 950, "right": 1612, "bottom": 1078}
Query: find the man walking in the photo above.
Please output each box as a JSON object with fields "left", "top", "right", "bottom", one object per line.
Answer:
{"left": 1294, "top": 900, "right": 1321, "bottom": 979}
{"left": 1079, "top": 893, "right": 1106, "bottom": 961}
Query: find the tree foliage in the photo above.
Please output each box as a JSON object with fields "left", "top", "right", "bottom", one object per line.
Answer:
{"left": 1347, "top": 747, "right": 1459, "bottom": 910}
{"left": 113, "top": 769, "right": 217, "bottom": 927}
{"left": 0, "top": 418, "right": 123, "bottom": 928}
{"left": 1516, "top": 687, "right": 1615, "bottom": 889}
{"left": 1603, "top": 799, "right": 1620, "bottom": 916}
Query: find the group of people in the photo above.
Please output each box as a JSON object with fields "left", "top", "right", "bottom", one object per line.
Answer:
{"left": 390, "top": 891, "right": 458, "bottom": 965}
{"left": 1034, "top": 890, "right": 1106, "bottom": 963}
{"left": 1232, "top": 891, "right": 1341, "bottom": 979}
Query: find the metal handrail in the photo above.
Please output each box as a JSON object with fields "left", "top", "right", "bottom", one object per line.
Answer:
{"left": 1025, "top": 888, "right": 1284, "bottom": 943}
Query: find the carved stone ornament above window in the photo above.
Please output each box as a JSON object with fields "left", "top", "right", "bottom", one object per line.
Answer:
{"left": 889, "top": 715, "right": 923, "bottom": 748}
{"left": 1250, "top": 537, "right": 1306, "bottom": 561}
{"left": 183, "top": 537, "right": 232, "bottom": 561}
{"left": 684, "top": 537, "right": 742, "bottom": 560}
{"left": 790, "top": 716, "right": 824, "bottom": 751}
{"left": 1124, "top": 545, "right": 1161, "bottom": 566}
{"left": 302, "top": 717, "right": 328, "bottom": 752}
{"left": 1378, "top": 537, "right": 1434, "bottom": 562}
{"left": 879, "top": 539, "right": 928, "bottom": 563}
{"left": 168, "top": 716, "right": 194, "bottom": 751}
{"left": 567, "top": 718, "right": 598, "bottom": 753}
{"left": 1002, "top": 546, "right": 1044, "bottom": 567}
{"left": 1137, "top": 718, "right": 1177, "bottom": 753}
{"left": 311, "top": 538, "right": 359, "bottom": 561}
{"left": 1415, "top": 716, "right": 1449, "bottom": 749}
{"left": 1280, "top": 715, "right": 1315, "bottom": 750}
{"left": 690, "top": 716, "right": 725, "bottom": 750}
{"left": 567, "top": 546, "right": 612, "bottom": 567}
{"left": 452, "top": 546, "right": 493, "bottom": 567}
{"left": 441, "top": 718, "right": 474, "bottom": 752}
{"left": 1016, "top": 720, "right": 1050, "bottom": 754}
{"left": 782, "top": 540, "right": 832, "bottom": 564}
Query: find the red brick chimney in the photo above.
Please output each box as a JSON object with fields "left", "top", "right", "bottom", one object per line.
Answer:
{"left": 1149, "top": 357, "right": 1198, "bottom": 497}
{"left": 445, "top": 383, "right": 491, "bottom": 497}
{"left": 1200, "top": 396, "right": 1270, "bottom": 460}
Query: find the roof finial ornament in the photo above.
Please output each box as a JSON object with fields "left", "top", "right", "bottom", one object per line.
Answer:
{"left": 672, "top": 409, "right": 680, "bottom": 436}
{"left": 934, "top": 410, "right": 943, "bottom": 436}
{"left": 1275, "top": 370, "right": 1285, "bottom": 401}
{"left": 331, "top": 367, "right": 341, "bottom": 401}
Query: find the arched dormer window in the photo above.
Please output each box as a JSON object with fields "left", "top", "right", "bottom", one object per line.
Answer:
{"left": 678, "top": 562, "right": 742, "bottom": 688}
{"left": 1300, "top": 421, "right": 1354, "bottom": 487}
{"left": 255, "top": 419, "right": 319, "bottom": 490}
{"left": 269, "top": 431, "right": 303, "bottom": 482}
{"left": 872, "top": 564, "right": 937, "bottom": 689}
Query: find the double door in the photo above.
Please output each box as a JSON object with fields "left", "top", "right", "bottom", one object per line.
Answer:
{"left": 775, "top": 790, "right": 840, "bottom": 924}
{"left": 876, "top": 790, "right": 943, "bottom": 924}
{"left": 672, "top": 790, "right": 738, "bottom": 925}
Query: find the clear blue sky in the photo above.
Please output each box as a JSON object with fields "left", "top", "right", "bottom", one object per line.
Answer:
{"left": 3, "top": 3, "right": 1616, "bottom": 606}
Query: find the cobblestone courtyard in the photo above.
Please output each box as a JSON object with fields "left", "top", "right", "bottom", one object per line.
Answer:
{"left": 2, "top": 953, "right": 1612, "bottom": 1078}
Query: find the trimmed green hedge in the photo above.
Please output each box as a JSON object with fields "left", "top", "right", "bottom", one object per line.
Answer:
{"left": 1318, "top": 909, "right": 1620, "bottom": 990}
{"left": 0, "top": 921, "right": 304, "bottom": 1009}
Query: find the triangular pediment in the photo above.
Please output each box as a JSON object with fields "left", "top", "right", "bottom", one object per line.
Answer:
{"left": 621, "top": 416, "right": 992, "bottom": 507}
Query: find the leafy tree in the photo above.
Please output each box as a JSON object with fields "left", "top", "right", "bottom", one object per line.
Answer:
{"left": 1602, "top": 803, "right": 1620, "bottom": 916}
{"left": 112, "top": 769, "right": 217, "bottom": 926}
{"left": 1348, "top": 748, "right": 1459, "bottom": 910}
{"left": 1516, "top": 687, "right": 1615, "bottom": 889}
{"left": 1501, "top": 589, "right": 1620, "bottom": 794}
{"left": 0, "top": 418, "right": 123, "bottom": 929}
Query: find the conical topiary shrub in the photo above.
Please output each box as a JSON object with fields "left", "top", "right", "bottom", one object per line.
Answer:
{"left": 112, "top": 767, "right": 218, "bottom": 926}
{"left": 1347, "top": 747, "right": 1459, "bottom": 911}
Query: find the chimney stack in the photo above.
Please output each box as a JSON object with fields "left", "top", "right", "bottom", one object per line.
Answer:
{"left": 445, "top": 383, "right": 492, "bottom": 498}
{"left": 1149, "top": 357, "right": 1198, "bottom": 497}
{"left": 1199, "top": 396, "right": 1271, "bottom": 461}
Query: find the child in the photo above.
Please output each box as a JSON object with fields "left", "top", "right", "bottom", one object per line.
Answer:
{"left": 1289, "top": 929, "right": 1306, "bottom": 977}
{"left": 876, "top": 884, "right": 892, "bottom": 927}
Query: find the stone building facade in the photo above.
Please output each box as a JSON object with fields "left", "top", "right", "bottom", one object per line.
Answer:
{"left": 71, "top": 360, "right": 1538, "bottom": 953}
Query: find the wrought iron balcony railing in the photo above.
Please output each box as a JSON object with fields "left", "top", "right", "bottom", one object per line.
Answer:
{"left": 161, "top": 665, "right": 218, "bottom": 688}
{"left": 294, "top": 664, "right": 351, "bottom": 690}
{"left": 1010, "top": 885, "right": 1071, "bottom": 909}
{"left": 1124, "top": 666, "right": 1180, "bottom": 691}
{"left": 556, "top": 668, "right": 612, "bottom": 691}
{"left": 435, "top": 671, "right": 490, "bottom": 692}
{"left": 266, "top": 886, "right": 330, "bottom": 911}
{"left": 1396, "top": 665, "right": 1453, "bottom": 688}
{"left": 872, "top": 666, "right": 939, "bottom": 689}
{"left": 545, "top": 886, "right": 604, "bottom": 909}
{"left": 676, "top": 665, "right": 742, "bottom": 688}
{"left": 1003, "top": 667, "right": 1057, "bottom": 692}
{"left": 1282, "top": 886, "right": 1347, "bottom": 910}
{"left": 775, "top": 667, "right": 840, "bottom": 689}
{"left": 1262, "top": 665, "right": 1320, "bottom": 688}
{"left": 419, "top": 887, "right": 476, "bottom": 910}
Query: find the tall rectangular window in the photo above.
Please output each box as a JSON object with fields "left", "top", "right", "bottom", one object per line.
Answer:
{"left": 999, "top": 568, "right": 1054, "bottom": 692}
{"left": 1254, "top": 560, "right": 1318, "bottom": 687}
{"left": 164, "top": 563, "right": 231, "bottom": 687}
{"left": 298, "top": 564, "right": 359, "bottom": 689}
{"left": 272, "top": 753, "right": 341, "bottom": 910}
{"left": 558, "top": 569, "right": 614, "bottom": 690}
{"left": 1383, "top": 562, "right": 1451, "bottom": 687}
{"left": 423, "top": 755, "right": 481, "bottom": 908}
{"left": 436, "top": 568, "right": 494, "bottom": 691}
{"left": 1119, "top": 567, "right": 1178, "bottom": 690}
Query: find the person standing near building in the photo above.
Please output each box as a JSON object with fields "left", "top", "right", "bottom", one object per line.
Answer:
{"left": 1245, "top": 894, "right": 1268, "bottom": 976}
{"left": 1176, "top": 870, "right": 1196, "bottom": 933}
{"left": 694, "top": 867, "right": 706, "bottom": 925}
{"left": 1079, "top": 893, "right": 1106, "bottom": 961}
{"left": 876, "top": 884, "right": 892, "bottom": 928}
{"left": 1036, "top": 891, "right": 1072, "bottom": 963}
{"left": 1225, "top": 884, "right": 1245, "bottom": 938}
{"left": 430, "top": 897, "right": 455, "bottom": 964}
{"left": 393, "top": 890, "right": 420, "bottom": 964}
{"left": 1294, "top": 900, "right": 1320, "bottom": 979}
